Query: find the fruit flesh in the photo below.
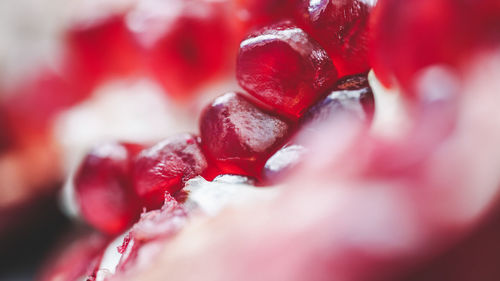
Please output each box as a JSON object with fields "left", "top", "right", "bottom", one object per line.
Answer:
{"left": 237, "top": 21, "right": 338, "bottom": 119}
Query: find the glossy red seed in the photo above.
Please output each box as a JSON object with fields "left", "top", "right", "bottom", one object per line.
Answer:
{"left": 237, "top": 22, "right": 337, "bottom": 119}
{"left": 132, "top": 134, "right": 207, "bottom": 210}
{"left": 75, "top": 142, "right": 143, "bottom": 235}
{"left": 200, "top": 92, "right": 291, "bottom": 179}
{"left": 302, "top": 73, "right": 375, "bottom": 127}
{"left": 67, "top": 14, "right": 143, "bottom": 85}
{"left": 296, "top": 0, "right": 374, "bottom": 76}
{"left": 133, "top": 0, "right": 234, "bottom": 99}
{"left": 370, "top": 0, "right": 500, "bottom": 92}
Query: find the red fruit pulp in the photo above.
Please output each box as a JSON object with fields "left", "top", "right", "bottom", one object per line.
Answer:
{"left": 237, "top": 21, "right": 337, "bottom": 119}
{"left": 199, "top": 92, "right": 291, "bottom": 179}
{"left": 135, "top": 0, "right": 234, "bottom": 99}
{"left": 74, "top": 142, "right": 143, "bottom": 235}
{"left": 132, "top": 134, "right": 207, "bottom": 210}
{"left": 296, "top": 0, "right": 374, "bottom": 76}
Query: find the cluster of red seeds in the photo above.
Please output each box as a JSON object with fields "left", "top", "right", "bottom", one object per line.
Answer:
{"left": 73, "top": 0, "right": 375, "bottom": 236}
{"left": 39, "top": 0, "right": 500, "bottom": 280}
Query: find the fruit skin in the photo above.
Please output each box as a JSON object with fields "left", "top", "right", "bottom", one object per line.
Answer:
{"left": 370, "top": 0, "right": 500, "bottom": 92}
{"left": 237, "top": 21, "right": 338, "bottom": 119}
{"left": 132, "top": 134, "right": 208, "bottom": 210}
{"left": 200, "top": 92, "right": 291, "bottom": 179}
{"left": 74, "top": 142, "right": 143, "bottom": 235}
{"left": 302, "top": 73, "right": 375, "bottom": 128}
{"left": 296, "top": 0, "right": 374, "bottom": 77}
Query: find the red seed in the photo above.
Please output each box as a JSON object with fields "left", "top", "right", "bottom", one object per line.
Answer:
{"left": 132, "top": 134, "right": 207, "bottom": 210}
{"left": 132, "top": 0, "right": 234, "bottom": 99}
{"left": 74, "top": 142, "right": 143, "bottom": 235}
{"left": 370, "top": 0, "right": 500, "bottom": 92}
{"left": 237, "top": 21, "right": 337, "bottom": 119}
{"left": 234, "top": 0, "right": 299, "bottom": 35}
{"left": 296, "top": 0, "right": 374, "bottom": 76}
{"left": 67, "top": 14, "right": 143, "bottom": 84}
{"left": 200, "top": 92, "right": 291, "bottom": 179}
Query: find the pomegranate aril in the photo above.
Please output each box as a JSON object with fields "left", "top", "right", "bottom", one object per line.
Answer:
{"left": 370, "top": 0, "right": 500, "bottom": 92}
{"left": 234, "top": 0, "right": 299, "bottom": 34}
{"left": 74, "top": 142, "right": 143, "bottom": 235}
{"left": 67, "top": 14, "right": 143, "bottom": 85}
{"left": 296, "top": 0, "right": 374, "bottom": 77}
{"left": 132, "top": 134, "right": 207, "bottom": 210}
{"left": 132, "top": 0, "right": 234, "bottom": 99}
{"left": 200, "top": 92, "right": 291, "bottom": 179}
{"left": 237, "top": 21, "right": 338, "bottom": 119}
{"left": 302, "top": 73, "right": 375, "bottom": 128}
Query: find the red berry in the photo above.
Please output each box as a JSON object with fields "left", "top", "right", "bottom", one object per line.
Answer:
{"left": 296, "top": 0, "right": 374, "bottom": 76}
{"left": 75, "top": 142, "right": 143, "bottom": 235}
{"left": 132, "top": 134, "right": 207, "bottom": 210}
{"left": 302, "top": 73, "right": 375, "bottom": 127}
{"left": 237, "top": 21, "right": 337, "bottom": 119}
{"left": 200, "top": 92, "right": 291, "bottom": 179}
{"left": 131, "top": 0, "right": 234, "bottom": 99}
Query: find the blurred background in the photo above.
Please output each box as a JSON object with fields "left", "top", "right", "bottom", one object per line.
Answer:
{"left": 0, "top": 0, "right": 243, "bottom": 279}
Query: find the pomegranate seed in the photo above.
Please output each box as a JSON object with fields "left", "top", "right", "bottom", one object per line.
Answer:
{"left": 74, "top": 142, "right": 143, "bottom": 235}
{"left": 302, "top": 73, "right": 375, "bottom": 127}
{"left": 370, "top": 0, "right": 500, "bottom": 92}
{"left": 132, "top": 134, "right": 207, "bottom": 210}
{"left": 67, "top": 14, "right": 142, "bottom": 85}
{"left": 234, "top": 0, "right": 299, "bottom": 34}
{"left": 237, "top": 21, "right": 337, "bottom": 119}
{"left": 131, "top": 0, "right": 234, "bottom": 99}
{"left": 296, "top": 0, "right": 374, "bottom": 76}
{"left": 199, "top": 92, "right": 291, "bottom": 179}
